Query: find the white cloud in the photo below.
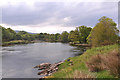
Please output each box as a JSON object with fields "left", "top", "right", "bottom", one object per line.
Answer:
{"left": 1, "top": 24, "right": 75, "bottom": 33}
{"left": 63, "top": 17, "right": 71, "bottom": 23}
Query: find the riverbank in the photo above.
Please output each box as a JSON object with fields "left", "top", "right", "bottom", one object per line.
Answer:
{"left": 69, "top": 42, "right": 91, "bottom": 47}
{"left": 2, "top": 40, "right": 35, "bottom": 46}
{"left": 46, "top": 44, "right": 119, "bottom": 78}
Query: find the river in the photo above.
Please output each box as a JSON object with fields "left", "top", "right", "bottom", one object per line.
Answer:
{"left": 2, "top": 42, "right": 85, "bottom": 78}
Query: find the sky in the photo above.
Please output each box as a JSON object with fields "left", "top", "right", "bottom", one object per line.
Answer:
{"left": 0, "top": 0, "right": 119, "bottom": 33}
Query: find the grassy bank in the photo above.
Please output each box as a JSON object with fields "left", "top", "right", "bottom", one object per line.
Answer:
{"left": 48, "top": 44, "right": 119, "bottom": 78}
{"left": 2, "top": 40, "right": 35, "bottom": 46}
{"left": 69, "top": 42, "right": 90, "bottom": 47}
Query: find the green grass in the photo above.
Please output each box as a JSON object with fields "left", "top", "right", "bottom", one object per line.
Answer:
{"left": 49, "top": 44, "right": 119, "bottom": 78}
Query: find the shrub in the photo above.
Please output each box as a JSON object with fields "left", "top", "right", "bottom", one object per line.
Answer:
{"left": 102, "top": 50, "right": 120, "bottom": 77}
{"left": 86, "top": 54, "right": 105, "bottom": 72}
{"left": 86, "top": 50, "right": 120, "bottom": 77}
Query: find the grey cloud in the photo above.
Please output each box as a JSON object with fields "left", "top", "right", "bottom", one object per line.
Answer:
{"left": 2, "top": 2, "right": 118, "bottom": 27}
{"left": 118, "top": 1, "right": 120, "bottom": 28}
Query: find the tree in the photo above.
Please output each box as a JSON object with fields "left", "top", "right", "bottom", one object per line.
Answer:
{"left": 2, "top": 27, "right": 12, "bottom": 41}
{"left": 87, "top": 16, "right": 118, "bottom": 47}
{"left": 7, "top": 28, "right": 17, "bottom": 40}
{"left": 38, "top": 33, "right": 44, "bottom": 41}
{"left": 43, "top": 33, "right": 50, "bottom": 41}
{"left": 61, "top": 31, "right": 69, "bottom": 43}
{"left": 68, "top": 26, "right": 92, "bottom": 43}
{"left": 68, "top": 30, "right": 79, "bottom": 42}
{"left": 78, "top": 26, "right": 92, "bottom": 43}
{"left": 68, "top": 30, "right": 76, "bottom": 42}
{"left": 16, "top": 31, "right": 35, "bottom": 41}
{"left": 49, "top": 34, "right": 55, "bottom": 42}
{"left": 55, "top": 33, "right": 60, "bottom": 41}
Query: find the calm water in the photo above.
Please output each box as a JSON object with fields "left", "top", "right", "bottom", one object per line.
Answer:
{"left": 2, "top": 42, "right": 85, "bottom": 78}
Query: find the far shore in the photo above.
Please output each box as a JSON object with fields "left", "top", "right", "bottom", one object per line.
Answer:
{"left": 2, "top": 40, "right": 91, "bottom": 48}
{"left": 2, "top": 40, "right": 35, "bottom": 46}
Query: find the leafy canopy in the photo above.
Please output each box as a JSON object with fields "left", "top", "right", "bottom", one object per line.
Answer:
{"left": 87, "top": 16, "right": 118, "bottom": 47}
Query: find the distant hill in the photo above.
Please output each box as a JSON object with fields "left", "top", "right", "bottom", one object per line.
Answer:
{"left": 15, "top": 30, "right": 37, "bottom": 34}
{"left": 15, "top": 30, "right": 20, "bottom": 33}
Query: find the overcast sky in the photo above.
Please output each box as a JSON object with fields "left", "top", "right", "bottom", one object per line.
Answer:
{"left": 0, "top": 0, "right": 119, "bottom": 33}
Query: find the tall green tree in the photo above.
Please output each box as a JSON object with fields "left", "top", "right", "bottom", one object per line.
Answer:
{"left": 55, "top": 33, "right": 60, "bottom": 41}
{"left": 7, "top": 28, "right": 17, "bottom": 40}
{"left": 2, "top": 27, "right": 12, "bottom": 41}
{"left": 87, "top": 16, "right": 118, "bottom": 47}
{"left": 68, "top": 26, "right": 92, "bottom": 43}
{"left": 68, "top": 29, "right": 79, "bottom": 42}
{"left": 61, "top": 31, "right": 69, "bottom": 43}
{"left": 78, "top": 26, "right": 92, "bottom": 43}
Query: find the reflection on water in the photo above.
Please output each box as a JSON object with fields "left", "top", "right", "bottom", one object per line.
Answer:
{"left": 71, "top": 47, "right": 86, "bottom": 56}
{"left": 2, "top": 42, "right": 85, "bottom": 78}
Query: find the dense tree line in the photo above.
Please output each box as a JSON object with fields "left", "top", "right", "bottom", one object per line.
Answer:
{"left": 69, "top": 26, "right": 92, "bottom": 43}
{"left": 1, "top": 25, "right": 92, "bottom": 43}
{"left": 1, "top": 16, "right": 119, "bottom": 46}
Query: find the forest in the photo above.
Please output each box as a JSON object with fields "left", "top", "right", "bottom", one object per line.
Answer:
{"left": 1, "top": 24, "right": 92, "bottom": 43}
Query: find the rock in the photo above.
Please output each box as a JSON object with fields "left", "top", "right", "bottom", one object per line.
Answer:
{"left": 67, "top": 59, "right": 70, "bottom": 61}
{"left": 38, "top": 69, "right": 48, "bottom": 75}
{"left": 34, "top": 63, "right": 51, "bottom": 68}
{"left": 34, "top": 61, "right": 63, "bottom": 77}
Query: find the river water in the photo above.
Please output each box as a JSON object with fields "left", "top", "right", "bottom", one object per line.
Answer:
{"left": 2, "top": 42, "right": 85, "bottom": 78}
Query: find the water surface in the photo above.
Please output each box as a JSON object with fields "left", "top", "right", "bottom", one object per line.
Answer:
{"left": 2, "top": 42, "right": 85, "bottom": 78}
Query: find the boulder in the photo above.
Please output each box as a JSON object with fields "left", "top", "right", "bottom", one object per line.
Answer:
{"left": 34, "top": 61, "right": 63, "bottom": 76}
{"left": 34, "top": 63, "right": 51, "bottom": 68}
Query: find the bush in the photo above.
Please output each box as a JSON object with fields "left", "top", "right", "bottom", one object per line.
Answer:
{"left": 102, "top": 50, "right": 120, "bottom": 77}
{"left": 86, "top": 50, "right": 120, "bottom": 77}
{"left": 86, "top": 54, "right": 105, "bottom": 72}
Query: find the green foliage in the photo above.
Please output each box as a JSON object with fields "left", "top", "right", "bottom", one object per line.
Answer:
{"left": 87, "top": 16, "right": 118, "bottom": 47}
{"left": 1, "top": 26, "right": 62, "bottom": 42}
{"left": 55, "top": 33, "right": 61, "bottom": 41}
{"left": 79, "top": 26, "right": 92, "bottom": 43}
{"left": 68, "top": 26, "right": 92, "bottom": 43}
{"left": 68, "top": 29, "right": 79, "bottom": 42}
{"left": 2, "top": 27, "right": 16, "bottom": 41}
{"left": 7, "top": 28, "right": 17, "bottom": 40}
{"left": 61, "top": 31, "right": 69, "bottom": 43}
{"left": 16, "top": 31, "right": 35, "bottom": 41}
